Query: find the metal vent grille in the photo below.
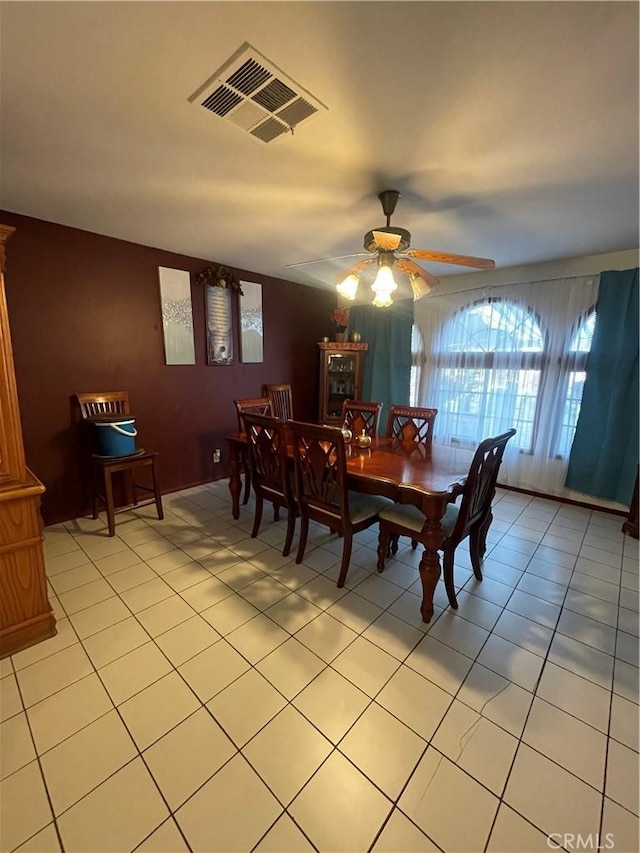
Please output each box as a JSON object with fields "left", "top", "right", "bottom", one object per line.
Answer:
{"left": 227, "top": 59, "right": 271, "bottom": 95}
{"left": 252, "top": 78, "right": 296, "bottom": 112}
{"left": 202, "top": 86, "right": 242, "bottom": 117}
{"left": 189, "top": 42, "right": 327, "bottom": 143}
{"left": 277, "top": 97, "right": 318, "bottom": 126}
{"left": 226, "top": 101, "right": 268, "bottom": 131}
{"left": 251, "top": 118, "right": 289, "bottom": 143}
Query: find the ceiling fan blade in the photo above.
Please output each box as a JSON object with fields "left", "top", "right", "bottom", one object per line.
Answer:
{"left": 371, "top": 230, "right": 403, "bottom": 251}
{"left": 394, "top": 259, "right": 439, "bottom": 300}
{"left": 406, "top": 249, "right": 495, "bottom": 270}
{"left": 337, "top": 258, "right": 375, "bottom": 281}
{"left": 284, "top": 253, "right": 372, "bottom": 269}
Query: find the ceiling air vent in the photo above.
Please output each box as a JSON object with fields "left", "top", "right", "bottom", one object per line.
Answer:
{"left": 189, "top": 43, "right": 327, "bottom": 143}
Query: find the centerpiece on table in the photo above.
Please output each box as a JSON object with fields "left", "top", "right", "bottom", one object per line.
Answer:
{"left": 331, "top": 307, "right": 350, "bottom": 343}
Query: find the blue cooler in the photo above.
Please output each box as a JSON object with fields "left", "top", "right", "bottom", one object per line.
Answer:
{"left": 90, "top": 414, "right": 138, "bottom": 457}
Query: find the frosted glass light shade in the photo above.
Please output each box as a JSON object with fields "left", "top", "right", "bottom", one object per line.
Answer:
{"left": 336, "top": 274, "right": 359, "bottom": 301}
{"left": 371, "top": 265, "right": 397, "bottom": 307}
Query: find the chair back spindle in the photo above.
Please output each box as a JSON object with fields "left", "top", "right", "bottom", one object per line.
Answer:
{"left": 242, "top": 412, "right": 297, "bottom": 556}
{"left": 76, "top": 391, "right": 130, "bottom": 420}
{"left": 292, "top": 425, "right": 346, "bottom": 518}
{"left": 451, "top": 428, "right": 517, "bottom": 543}
{"left": 262, "top": 384, "right": 293, "bottom": 422}
{"left": 341, "top": 400, "right": 383, "bottom": 438}
{"left": 234, "top": 397, "right": 272, "bottom": 432}
{"left": 233, "top": 397, "right": 273, "bottom": 506}
{"left": 289, "top": 419, "right": 393, "bottom": 587}
{"left": 386, "top": 405, "right": 438, "bottom": 444}
{"left": 244, "top": 414, "right": 291, "bottom": 502}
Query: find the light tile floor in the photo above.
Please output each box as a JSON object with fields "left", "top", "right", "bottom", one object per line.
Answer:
{"left": 1, "top": 483, "right": 639, "bottom": 852}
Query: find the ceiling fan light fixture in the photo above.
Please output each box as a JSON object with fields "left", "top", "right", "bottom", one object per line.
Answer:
{"left": 336, "top": 273, "right": 359, "bottom": 301}
{"left": 287, "top": 190, "right": 494, "bottom": 307}
{"left": 371, "top": 263, "right": 397, "bottom": 308}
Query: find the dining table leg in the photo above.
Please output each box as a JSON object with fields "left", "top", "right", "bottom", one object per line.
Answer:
{"left": 416, "top": 509, "right": 448, "bottom": 623}
{"left": 417, "top": 549, "right": 441, "bottom": 623}
{"left": 227, "top": 437, "right": 242, "bottom": 519}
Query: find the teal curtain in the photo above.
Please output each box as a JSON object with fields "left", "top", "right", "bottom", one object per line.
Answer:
{"left": 350, "top": 300, "right": 413, "bottom": 433}
{"left": 565, "top": 268, "right": 639, "bottom": 504}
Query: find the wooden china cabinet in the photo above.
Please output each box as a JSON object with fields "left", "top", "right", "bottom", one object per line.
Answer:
{"left": 318, "top": 341, "right": 368, "bottom": 424}
{"left": 0, "top": 224, "right": 55, "bottom": 658}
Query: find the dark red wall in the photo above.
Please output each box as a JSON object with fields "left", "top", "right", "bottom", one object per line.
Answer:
{"left": 0, "top": 211, "right": 335, "bottom": 524}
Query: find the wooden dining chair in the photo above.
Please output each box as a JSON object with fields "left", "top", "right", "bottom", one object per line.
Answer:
{"left": 234, "top": 397, "right": 273, "bottom": 505}
{"left": 75, "top": 392, "right": 163, "bottom": 536}
{"left": 242, "top": 412, "right": 298, "bottom": 556}
{"left": 340, "top": 400, "right": 383, "bottom": 439}
{"left": 386, "top": 405, "right": 438, "bottom": 443}
{"left": 76, "top": 391, "right": 130, "bottom": 419}
{"left": 262, "top": 383, "right": 293, "bottom": 422}
{"left": 289, "top": 420, "right": 393, "bottom": 587}
{"left": 377, "top": 428, "right": 516, "bottom": 609}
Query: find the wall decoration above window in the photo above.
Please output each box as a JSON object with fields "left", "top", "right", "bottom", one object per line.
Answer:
{"left": 158, "top": 267, "right": 196, "bottom": 365}
{"left": 239, "top": 281, "right": 264, "bottom": 363}
{"left": 196, "top": 265, "right": 242, "bottom": 366}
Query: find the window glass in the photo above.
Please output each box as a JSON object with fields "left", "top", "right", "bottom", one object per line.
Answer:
{"left": 433, "top": 299, "right": 543, "bottom": 451}
{"left": 437, "top": 367, "right": 539, "bottom": 448}
{"left": 413, "top": 275, "right": 599, "bottom": 493}
{"left": 556, "top": 310, "right": 596, "bottom": 457}
{"left": 441, "top": 301, "right": 544, "bottom": 353}
{"left": 570, "top": 311, "right": 596, "bottom": 352}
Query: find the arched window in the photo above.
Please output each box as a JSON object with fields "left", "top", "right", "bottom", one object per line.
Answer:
{"left": 413, "top": 275, "right": 599, "bottom": 494}
{"left": 555, "top": 310, "right": 596, "bottom": 458}
{"left": 431, "top": 299, "right": 544, "bottom": 452}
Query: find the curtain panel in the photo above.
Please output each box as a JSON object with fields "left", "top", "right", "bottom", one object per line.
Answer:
{"left": 350, "top": 301, "right": 413, "bottom": 428}
{"left": 565, "top": 268, "right": 639, "bottom": 505}
{"left": 413, "top": 275, "right": 600, "bottom": 498}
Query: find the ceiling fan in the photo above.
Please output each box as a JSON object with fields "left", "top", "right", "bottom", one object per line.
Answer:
{"left": 286, "top": 190, "right": 496, "bottom": 306}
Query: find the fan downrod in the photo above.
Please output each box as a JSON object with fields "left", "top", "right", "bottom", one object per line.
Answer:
{"left": 378, "top": 190, "right": 401, "bottom": 225}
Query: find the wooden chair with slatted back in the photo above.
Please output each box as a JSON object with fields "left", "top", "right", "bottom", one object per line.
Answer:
{"left": 341, "top": 400, "right": 383, "bottom": 439}
{"left": 234, "top": 397, "right": 273, "bottom": 505}
{"left": 386, "top": 405, "right": 438, "bottom": 444}
{"left": 76, "top": 391, "right": 131, "bottom": 419}
{"left": 262, "top": 384, "right": 293, "bottom": 422}
{"left": 242, "top": 412, "right": 298, "bottom": 556}
{"left": 75, "top": 392, "right": 163, "bottom": 536}
{"left": 377, "top": 428, "right": 516, "bottom": 609}
{"left": 289, "top": 420, "right": 393, "bottom": 587}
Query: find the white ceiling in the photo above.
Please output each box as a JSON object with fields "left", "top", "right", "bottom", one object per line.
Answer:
{"left": 1, "top": 1, "right": 638, "bottom": 292}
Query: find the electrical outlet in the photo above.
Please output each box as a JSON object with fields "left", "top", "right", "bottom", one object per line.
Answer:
{"left": 212, "top": 449, "right": 221, "bottom": 463}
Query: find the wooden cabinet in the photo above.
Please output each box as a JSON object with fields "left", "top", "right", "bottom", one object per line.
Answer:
{"left": 318, "top": 342, "right": 368, "bottom": 425}
{"left": 0, "top": 224, "right": 56, "bottom": 658}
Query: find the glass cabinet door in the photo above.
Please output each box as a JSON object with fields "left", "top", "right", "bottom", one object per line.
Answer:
{"left": 318, "top": 343, "right": 367, "bottom": 424}
{"left": 326, "top": 353, "right": 357, "bottom": 419}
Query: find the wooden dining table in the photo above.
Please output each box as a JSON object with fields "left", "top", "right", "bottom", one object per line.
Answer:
{"left": 225, "top": 432, "right": 471, "bottom": 622}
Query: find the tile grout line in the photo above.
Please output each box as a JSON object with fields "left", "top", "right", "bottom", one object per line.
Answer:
{"left": 5, "top": 484, "right": 637, "bottom": 852}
